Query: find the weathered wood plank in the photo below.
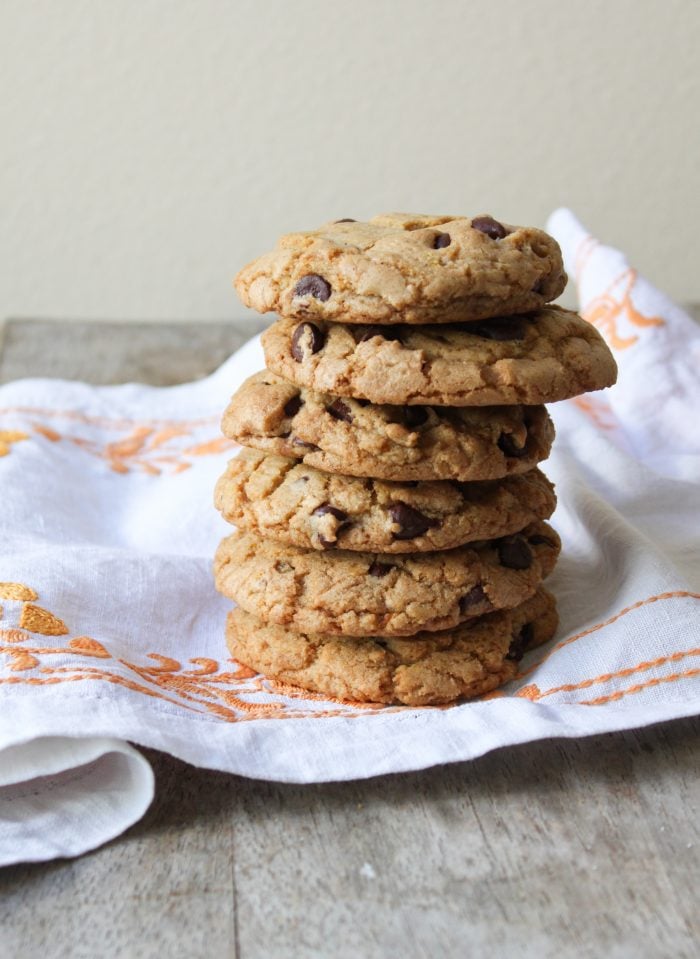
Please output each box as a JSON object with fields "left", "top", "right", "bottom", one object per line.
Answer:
{"left": 0, "top": 319, "right": 698, "bottom": 959}
{"left": 0, "top": 750, "right": 237, "bottom": 959}
{"left": 229, "top": 719, "right": 699, "bottom": 959}
{"left": 0, "top": 318, "right": 265, "bottom": 386}
{"left": 2, "top": 720, "right": 698, "bottom": 959}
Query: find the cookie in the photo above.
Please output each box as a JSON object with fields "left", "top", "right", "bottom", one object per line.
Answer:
{"left": 226, "top": 587, "right": 558, "bottom": 706}
{"left": 235, "top": 213, "right": 566, "bottom": 325}
{"left": 221, "top": 372, "right": 555, "bottom": 482}
{"left": 213, "top": 521, "right": 560, "bottom": 637}
{"left": 215, "top": 449, "right": 557, "bottom": 553}
{"left": 261, "top": 306, "right": 618, "bottom": 407}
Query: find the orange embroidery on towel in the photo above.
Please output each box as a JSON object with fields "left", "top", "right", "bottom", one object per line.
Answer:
{"left": 0, "top": 584, "right": 372, "bottom": 722}
{"left": 572, "top": 395, "right": 617, "bottom": 431}
{"left": 19, "top": 603, "right": 69, "bottom": 636}
{"left": 68, "top": 636, "right": 110, "bottom": 657}
{"left": 0, "top": 583, "right": 38, "bottom": 602}
{"left": 518, "top": 590, "right": 700, "bottom": 680}
{"left": 513, "top": 683, "right": 541, "bottom": 701}
{"left": 31, "top": 423, "right": 61, "bottom": 442}
{"left": 0, "top": 407, "right": 220, "bottom": 431}
{"left": 580, "top": 667, "right": 700, "bottom": 706}
{"left": 7, "top": 649, "right": 40, "bottom": 671}
{"left": 0, "top": 408, "right": 237, "bottom": 476}
{"left": 516, "top": 648, "right": 700, "bottom": 702}
{"left": 184, "top": 437, "right": 238, "bottom": 457}
{"left": 0, "top": 430, "right": 29, "bottom": 457}
{"left": 0, "top": 629, "right": 30, "bottom": 644}
{"left": 582, "top": 268, "right": 664, "bottom": 350}
{"left": 99, "top": 426, "right": 236, "bottom": 475}
{"left": 0, "top": 406, "right": 237, "bottom": 476}
{"left": 3, "top": 583, "right": 697, "bottom": 718}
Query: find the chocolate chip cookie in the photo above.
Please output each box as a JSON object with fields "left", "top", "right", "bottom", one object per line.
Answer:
{"left": 235, "top": 213, "right": 566, "bottom": 324}
{"left": 214, "top": 522, "right": 560, "bottom": 637}
{"left": 262, "top": 306, "right": 618, "bottom": 407}
{"left": 226, "top": 587, "right": 558, "bottom": 706}
{"left": 215, "top": 449, "right": 557, "bottom": 553}
{"left": 221, "top": 372, "right": 555, "bottom": 482}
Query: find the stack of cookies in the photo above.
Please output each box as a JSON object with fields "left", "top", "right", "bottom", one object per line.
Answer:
{"left": 214, "top": 214, "right": 617, "bottom": 706}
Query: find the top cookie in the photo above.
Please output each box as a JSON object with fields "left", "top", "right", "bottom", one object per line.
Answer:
{"left": 235, "top": 213, "right": 567, "bottom": 324}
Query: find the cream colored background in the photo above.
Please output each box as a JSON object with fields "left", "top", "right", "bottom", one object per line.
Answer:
{"left": 1, "top": 0, "right": 698, "bottom": 323}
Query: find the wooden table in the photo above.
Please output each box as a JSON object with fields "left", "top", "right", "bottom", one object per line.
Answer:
{"left": 0, "top": 319, "right": 698, "bottom": 959}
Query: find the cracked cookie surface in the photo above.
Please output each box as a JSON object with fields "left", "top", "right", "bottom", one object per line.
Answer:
{"left": 221, "top": 371, "right": 554, "bottom": 482}
{"left": 215, "top": 449, "right": 557, "bottom": 553}
{"left": 235, "top": 213, "right": 566, "bottom": 324}
{"left": 226, "top": 588, "right": 558, "bottom": 706}
{"left": 214, "top": 521, "right": 560, "bottom": 637}
{"left": 262, "top": 306, "right": 617, "bottom": 407}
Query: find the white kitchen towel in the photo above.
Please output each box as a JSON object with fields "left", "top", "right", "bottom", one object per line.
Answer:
{"left": 0, "top": 208, "right": 698, "bottom": 865}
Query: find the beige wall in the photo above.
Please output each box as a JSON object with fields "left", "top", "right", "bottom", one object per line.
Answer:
{"left": 1, "top": 0, "right": 698, "bottom": 323}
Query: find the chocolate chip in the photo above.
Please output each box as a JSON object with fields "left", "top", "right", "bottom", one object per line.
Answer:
{"left": 291, "top": 437, "right": 319, "bottom": 451}
{"left": 471, "top": 216, "right": 507, "bottom": 240}
{"left": 327, "top": 399, "right": 353, "bottom": 423}
{"left": 357, "top": 325, "right": 403, "bottom": 344}
{"left": 532, "top": 278, "right": 546, "bottom": 294}
{"left": 294, "top": 274, "right": 332, "bottom": 301}
{"left": 355, "top": 398, "right": 370, "bottom": 407}
{"left": 313, "top": 503, "right": 350, "bottom": 548}
{"left": 368, "top": 561, "right": 393, "bottom": 577}
{"left": 497, "top": 536, "right": 533, "bottom": 570}
{"left": 313, "top": 504, "right": 348, "bottom": 522}
{"left": 459, "top": 585, "right": 487, "bottom": 614}
{"left": 498, "top": 432, "right": 528, "bottom": 458}
{"left": 506, "top": 622, "right": 534, "bottom": 661}
{"left": 403, "top": 406, "right": 428, "bottom": 429}
{"left": 528, "top": 534, "right": 555, "bottom": 547}
{"left": 433, "top": 232, "right": 451, "bottom": 249}
{"left": 388, "top": 502, "right": 440, "bottom": 540}
{"left": 467, "top": 317, "right": 527, "bottom": 341}
{"left": 283, "top": 394, "right": 303, "bottom": 417}
{"left": 291, "top": 322, "right": 325, "bottom": 361}
{"left": 335, "top": 218, "right": 356, "bottom": 223}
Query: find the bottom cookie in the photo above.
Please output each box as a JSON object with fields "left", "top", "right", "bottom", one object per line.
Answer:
{"left": 226, "top": 588, "right": 558, "bottom": 707}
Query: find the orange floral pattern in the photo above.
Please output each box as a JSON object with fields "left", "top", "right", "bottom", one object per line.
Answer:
{"left": 0, "top": 408, "right": 236, "bottom": 475}
{"left": 571, "top": 394, "right": 618, "bottom": 431}
{"left": 1, "top": 583, "right": 698, "bottom": 718}
{"left": 0, "top": 582, "right": 380, "bottom": 721}
{"left": 581, "top": 267, "right": 665, "bottom": 350}
{"left": 0, "top": 430, "right": 29, "bottom": 457}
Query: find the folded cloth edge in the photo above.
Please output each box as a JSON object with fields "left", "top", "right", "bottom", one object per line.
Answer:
{"left": 0, "top": 737, "right": 154, "bottom": 865}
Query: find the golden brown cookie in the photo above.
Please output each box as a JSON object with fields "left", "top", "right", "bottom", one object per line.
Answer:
{"left": 261, "top": 306, "right": 617, "bottom": 407}
{"left": 235, "top": 213, "right": 566, "bottom": 324}
{"left": 226, "top": 588, "right": 558, "bottom": 706}
{"left": 221, "top": 371, "right": 555, "bottom": 482}
{"left": 213, "top": 522, "right": 560, "bottom": 637}
{"left": 215, "top": 449, "right": 557, "bottom": 553}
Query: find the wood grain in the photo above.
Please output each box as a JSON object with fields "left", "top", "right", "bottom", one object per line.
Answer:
{"left": 0, "top": 318, "right": 265, "bottom": 386}
{"left": 0, "top": 319, "right": 698, "bottom": 959}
